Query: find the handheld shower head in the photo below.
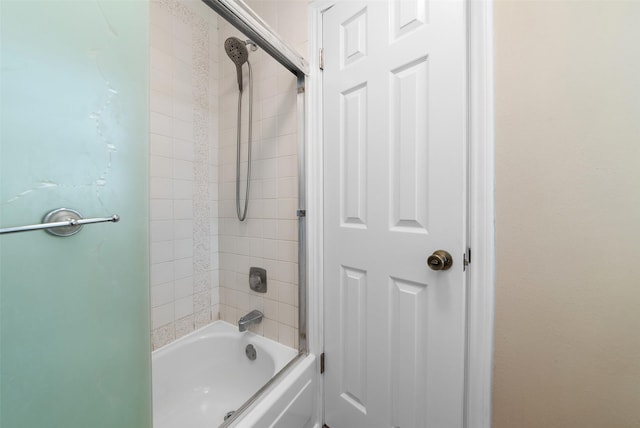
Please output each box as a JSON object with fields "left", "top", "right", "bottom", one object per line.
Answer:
{"left": 225, "top": 37, "right": 249, "bottom": 91}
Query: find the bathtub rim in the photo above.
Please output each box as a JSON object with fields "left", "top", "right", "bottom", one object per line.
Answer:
{"left": 151, "top": 319, "right": 296, "bottom": 367}
{"left": 221, "top": 351, "right": 312, "bottom": 427}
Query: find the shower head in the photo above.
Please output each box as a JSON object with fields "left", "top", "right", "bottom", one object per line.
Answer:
{"left": 225, "top": 37, "right": 249, "bottom": 92}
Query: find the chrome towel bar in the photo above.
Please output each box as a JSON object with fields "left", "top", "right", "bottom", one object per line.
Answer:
{"left": 0, "top": 208, "right": 119, "bottom": 237}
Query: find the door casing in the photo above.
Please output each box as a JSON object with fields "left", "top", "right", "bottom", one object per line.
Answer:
{"left": 305, "top": 1, "right": 495, "bottom": 427}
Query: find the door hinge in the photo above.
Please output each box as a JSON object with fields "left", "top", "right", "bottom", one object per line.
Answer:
{"left": 319, "top": 48, "right": 324, "bottom": 70}
{"left": 320, "top": 352, "right": 325, "bottom": 374}
{"left": 296, "top": 209, "right": 306, "bottom": 218}
{"left": 463, "top": 248, "right": 471, "bottom": 271}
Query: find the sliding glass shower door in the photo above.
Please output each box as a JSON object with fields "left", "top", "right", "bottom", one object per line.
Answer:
{"left": 0, "top": 2, "right": 151, "bottom": 427}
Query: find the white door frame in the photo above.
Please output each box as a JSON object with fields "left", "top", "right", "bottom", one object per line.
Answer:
{"left": 305, "top": 1, "right": 495, "bottom": 427}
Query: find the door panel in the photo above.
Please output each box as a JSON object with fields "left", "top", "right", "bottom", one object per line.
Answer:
{"left": 0, "top": 2, "right": 151, "bottom": 427}
{"left": 323, "top": 0, "right": 467, "bottom": 426}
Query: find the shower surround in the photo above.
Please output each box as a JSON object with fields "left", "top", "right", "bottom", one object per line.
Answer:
{"left": 149, "top": 0, "right": 308, "bottom": 350}
{"left": 149, "top": 0, "right": 220, "bottom": 349}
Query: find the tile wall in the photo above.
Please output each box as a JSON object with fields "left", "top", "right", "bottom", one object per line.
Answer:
{"left": 149, "top": 0, "right": 308, "bottom": 350}
{"left": 149, "top": 0, "right": 220, "bottom": 349}
{"left": 216, "top": 0, "right": 308, "bottom": 348}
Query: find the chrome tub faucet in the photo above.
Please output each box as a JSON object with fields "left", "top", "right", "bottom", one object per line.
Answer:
{"left": 238, "top": 310, "right": 263, "bottom": 332}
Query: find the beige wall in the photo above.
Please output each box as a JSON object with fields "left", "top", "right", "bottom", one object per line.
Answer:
{"left": 493, "top": 1, "right": 640, "bottom": 426}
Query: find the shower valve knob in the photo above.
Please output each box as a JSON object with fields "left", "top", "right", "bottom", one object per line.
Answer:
{"left": 427, "top": 250, "right": 453, "bottom": 271}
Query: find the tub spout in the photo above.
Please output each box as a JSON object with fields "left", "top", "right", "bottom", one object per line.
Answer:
{"left": 238, "top": 310, "right": 263, "bottom": 332}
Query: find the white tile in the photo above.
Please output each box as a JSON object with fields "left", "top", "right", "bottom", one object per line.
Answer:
{"left": 278, "top": 302, "right": 296, "bottom": 327}
{"left": 150, "top": 1, "right": 172, "bottom": 32}
{"left": 173, "top": 180, "right": 193, "bottom": 200}
{"left": 278, "top": 177, "right": 297, "bottom": 198}
{"left": 175, "top": 276, "right": 194, "bottom": 299}
{"left": 278, "top": 133, "right": 297, "bottom": 157}
{"left": 150, "top": 46, "right": 173, "bottom": 73}
{"left": 174, "top": 238, "right": 194, "bottom": 259}
{"left": 152, "top": 303, "right": 174, "bottom": 329}
{"left": 237, "top": 236, "right": 250, "bottom": 256}
{"left": 173, "top": 138, "right": 194, "bottom": 161}
{"left": 175, "top": 296, "right": 194, "bottom": 319}
{"left": 278, "top": 323, "right": 295, "bottom": 348}
{"left": 150, "top": 177, "right": 173, "bottom": 199}
{"left": 277, "top": 155, "right": 297, "bottom": 178}
{"left": 249, "top": 238, "right": 263, "bottom": 258}
{"left": 175, "top": 60, "right": 193, "bottom": 87}
{"left": 211, "top": 304, "right": 220, "bottom": 321}
{"left": 151, "top": 133, "right": 173, "bottom": 157}
{"left": 151, "top": 112, "right": 174, "bottom": 138}
{"left": 278, "top": 111, "right": 297, "bottom": 137}
{"left": 278, "top": 240, "right": 297, "bottom": 263}
{"left": 150, "top": 199, "right": 173, "bottom": 220}
{"left": 173, "top": 118, "right": 194, "bottom": 142}
{"left": 151, "top": 261, "right": 174, "bottom": 286}
{"left": 211, "top": 287, "right": 220, "bottom": 306}
{"left": 150, "top": 90, "right": 173, "bottom": 116}
{"left": 173, "top": 200, "right": 193, "bottom": 219}
{"left": 263, "top": 318, "right": 278, "bottom": 341}
{"left": 151, "top": 282, "right": 174, "bottom": 308}
{"left": 151, "top": 241, "right": 174, "bottom": 264}
{"left": 263, "top": 298, "right": 278, "bottom": 321}
{"left": 173, "top": 159, "right": 194, "bottom": 180}
{"left": 150, "top": 155, "right": 173, "bottom": 178}
{"left": 263, "top": 219, "right": 278, "bottom": 239}
{"left": 263, "top": 158, "right": 279, "bottom": 179}
{"left": 174, "top": 219, "right": 193, "bottom": 239}
{"left": 259, "top": 75, "right": 279, "bottom": 99}
{"left": 261, "top": 117, "right": 279, "bottom": 140}
{"left": 277, "top": 69, "right": 298, "bottom": 95}
{"left": 256, "top": 138, "right": 278, "bottom": 160}
{"left": 277, "top": 219, "right": 298, "bottom": 241}
{"left": 224, "top": 305, "right": 238, "bottom": 324}
{"left": 236, "top": 291, "right": 251, "bottom": 312}
{"left": 221, "top": 164, "right": 235, "bottom": 183}
{"left": 279, "top": 282, "right": 297, "bottom": 306}
{"left": 174, "top": 258, "right": 193, "bottom": 279}
{"left": 226, "top": 289, "right": 239, "bottom": 308}
{"left": 277, "top": 198, "right": 297, "bottom": 220}
{"left": 262, "top": 94, "right": 286, "bottom": 119}
{"left": 151, "top": 220, "right": 174, "bottom": 242}
{"left": 262, "top": 199, "right": 278, "bottom": 219}
{"left": 262, "top": 179, "right": 277, "bottom": 199}
{"left": 174, "top": 100, "right": 194, "bottom": 123}
{"left": 150, "top": 24, "right": 173, "bottom": 54}
{"left": 262, "top": 239, "right": 278, "bottom": 260}
{"left": 151, "top": 68, "right": 173, "bottom": 96}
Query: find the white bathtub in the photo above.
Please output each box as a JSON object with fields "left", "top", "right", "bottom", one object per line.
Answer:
{"left": 152, "top": 320, "right": 298, "bottom": 428}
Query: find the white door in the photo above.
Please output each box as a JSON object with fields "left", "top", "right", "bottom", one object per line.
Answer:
{"left": 322, "top": 0, "right": 467, "bottom": 427}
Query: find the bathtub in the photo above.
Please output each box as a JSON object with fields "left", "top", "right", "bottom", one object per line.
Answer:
{"left": 152, "top": 320, "right": 301, "bottom": 428}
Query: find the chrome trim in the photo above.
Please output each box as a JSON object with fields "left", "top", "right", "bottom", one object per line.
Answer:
{"left": 238, "top": 309, "right": 264, "bottom": 332}
{"left": 0, "top": 208, "right": 120, "bottom": 236}
{"left": 297, "top": 75, "right": 308, "bottom": 354}
{"left": 201, "top": 0, "right": 309, "bottom": 76}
